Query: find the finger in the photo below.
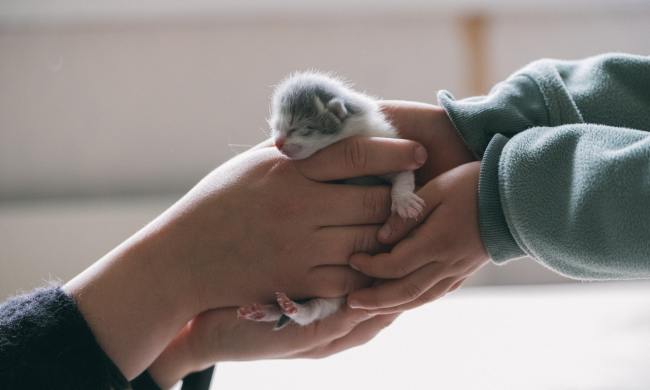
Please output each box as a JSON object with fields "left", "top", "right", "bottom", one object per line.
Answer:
{"left": 305, "top": 266, "right": 373, "bottom": 298}
{"left": 448, "top": 277, "right": 467, "bottom": 293}
{"left": 347, "top": 261, "right": 450, "bottom": 310}
{"left": 284, "top": 305, "right": 375, "bottom": 354}
{"left": 349, "top": 234, "right": 437, "bottom": 279}
{"left": 315, "top": 225, "right": 389, "bottom": 265}
{"left": 296, "top": 136, "right": 427, "bottom": 182}
{"left": 367, "top": 277, "right": 460, "bottom": 315}
{"left": 378, "top": 179, "right": 444, "bottom": 245}
{"left": 379, "top": 100, "right": 439, "bottom": 142}
{"left": 316, "top": 184, "right": 392, "bottom": 226}
{"left": 297, "top": 313, "right": 400, "bottom": 359}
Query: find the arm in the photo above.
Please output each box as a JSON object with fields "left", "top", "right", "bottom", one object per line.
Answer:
{"left": 347, "top": 54, "right": 650, "bottom": 310}
{"left": 348, "top": 123, "right": 650, "bottom": 311}
{"left": 8, "top": 136, "right": 425, "bottom": 383}
{"left": 438, "top": 53, "right": 650, "bottom": 158}
{"left": 480, "top": 124, "right": 650, "bottom": 278}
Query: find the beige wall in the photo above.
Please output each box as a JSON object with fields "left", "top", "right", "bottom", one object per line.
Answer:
{"left": 2, "top": 4, "right": 650, "bottom": 299}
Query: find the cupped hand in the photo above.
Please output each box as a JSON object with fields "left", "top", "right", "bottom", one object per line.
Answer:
{"left": 148, "top": 306, "right": 399, "bottom": 389}
{"left": 154, "top": 135, "right": 427, "bottom": 315}
{"left": 346, "top": 162, "right": 489, "bottom": 313}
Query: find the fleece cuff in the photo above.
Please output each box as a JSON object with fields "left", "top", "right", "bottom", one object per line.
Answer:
{"left": 437, "top": 72, "right": 551, "bottom": 159}
{"left": 478, "top": 135, "right": 527, "bottom": 264}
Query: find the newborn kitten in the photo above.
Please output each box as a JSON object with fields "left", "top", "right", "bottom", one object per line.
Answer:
{"left": 237, "top": 71, "right": 424, "bottom": 329}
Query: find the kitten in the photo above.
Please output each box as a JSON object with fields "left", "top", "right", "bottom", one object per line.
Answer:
{"left": 237, "top": 71, "right": 424, "bottom": 329}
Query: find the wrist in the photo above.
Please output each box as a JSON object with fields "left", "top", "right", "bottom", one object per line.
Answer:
{"left": 63, "top": 216, "right": 198, "bottom": 378}
{"left": 147, "top": 327, "right": 194, "bottom": 389}
{"left": 149, "top": 190, "right": 234, "bottom": 314}
{"left": 422, "top": 106, "right": 476, "bottom": 179}
{"left": 148, "top": 322, "right": 217, "bottom": 389}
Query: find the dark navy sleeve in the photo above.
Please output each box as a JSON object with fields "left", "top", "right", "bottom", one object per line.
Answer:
{"left": 0, "top": 286, "right": 129, "bottom": 390}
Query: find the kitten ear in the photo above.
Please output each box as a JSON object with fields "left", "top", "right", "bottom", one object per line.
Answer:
{"left": 327, "top": 98, "right": 348, "bottom": 120}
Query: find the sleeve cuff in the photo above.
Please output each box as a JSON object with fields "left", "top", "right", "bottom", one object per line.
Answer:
{"left": 478, "top": 134, "right": 527, "bottom": 263}
{"left": 0, "top": 286, "right": 128, "bottom": 389}
{"left": 437, "top": 72, "right": 549, "bottom": 159}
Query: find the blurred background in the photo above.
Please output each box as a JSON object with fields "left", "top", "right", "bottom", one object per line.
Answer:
{"left": 2, "top": 0, "right": 650, "bottom": 300}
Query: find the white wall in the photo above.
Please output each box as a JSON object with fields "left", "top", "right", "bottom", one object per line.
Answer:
{"left": 2, "top": 2, "right": 650, "bottom": 300}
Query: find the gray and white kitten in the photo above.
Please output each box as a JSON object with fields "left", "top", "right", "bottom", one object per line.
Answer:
{"left": 237, "top": 71, "right": 424, "bottom": 329}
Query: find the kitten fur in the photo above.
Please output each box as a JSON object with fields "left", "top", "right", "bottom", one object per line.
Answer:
{"left": 238, "top": 71, "right": 424, "bottom": 329}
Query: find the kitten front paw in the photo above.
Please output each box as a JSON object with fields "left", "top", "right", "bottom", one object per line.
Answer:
{"left": 392, "top": 192, "right": 425, "bottom": 219}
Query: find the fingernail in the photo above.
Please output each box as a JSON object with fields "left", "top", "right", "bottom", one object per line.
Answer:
{"left": 414, "top": 145, "right": 427, "bottom": 165}
{"left": 378, "top": 224, "right": 392, "bottom": 241}
{"left": 349, "top": 262, "right": 361, "bottom": 271}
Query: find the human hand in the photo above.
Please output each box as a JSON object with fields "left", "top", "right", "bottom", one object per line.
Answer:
{"left": 148, "top": 307, "right": 399, "bottom": 389}
{"left": 346, "top": 162, "right": 489, "bottom": 313}
{"left": 162, "top": 135, "right": 426, "bottom": 313}
{"left": 378, "top": 100, "right": 476, "bottom": 238}
{"left": 63, "top": 135, "right": 424, "bottom": 378}
{"left": 380, "top": 100, "right": 475, "bottom": 184}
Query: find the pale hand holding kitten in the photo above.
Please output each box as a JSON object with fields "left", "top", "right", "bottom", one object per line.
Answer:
{"left": 240, "top": 72, "right": 427, "bottom": 328}
{"left": 149, "top": 306, "right": 398, "bottom": 389}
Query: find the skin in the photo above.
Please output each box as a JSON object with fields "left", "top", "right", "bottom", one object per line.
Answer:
{"left": 143, "top": 100, "right": 485, "bottom": 387}
{"left": 346, "top": 101, "right": 490, "bottom": 312}
{"left": 149, "top": 306, "right": 399, "bottom": 388}
{"left": 348, "top": 162, "right": 490, "bottom": 312}
{"left": 63, "top": 134, "right": 427, "bottom": 379}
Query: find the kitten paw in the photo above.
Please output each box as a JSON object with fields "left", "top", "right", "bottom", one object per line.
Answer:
{"left": 237, "top": 303, "right": 274, "bottom": 321}
{"left": 275, "top": 292, "right": 298, "bottom": 315}
{"left": 392, "top": 192, "right": 425, "bottom": 219}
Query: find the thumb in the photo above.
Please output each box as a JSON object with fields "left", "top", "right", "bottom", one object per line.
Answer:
{"left": 378, "top": 178, "right": 443, "bottom": 244}
{"left": 295, "top": 136, "right": 427, "bottom": 181}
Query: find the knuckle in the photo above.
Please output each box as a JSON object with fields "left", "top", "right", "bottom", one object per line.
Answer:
{"left": 353, "top": 229, "right": 377, "bottom": 253}
{"left": 401, "top": 281, "right": 425, "bottom": 301}
{"left": 362, "top": 190, "right": 388, "bottom": 220}
{"left": 343, "top": 138, "right": 368, "bottom": 170}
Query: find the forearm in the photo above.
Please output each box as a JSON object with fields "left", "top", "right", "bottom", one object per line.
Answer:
{"left": 438, "top": 53, "right": 650, "bottom": 158}
{"left": 0, "top": 287, "right": 129, "bottom": 389}
{"left": 63, "top": 217, "right": 199, "bottom": 379}
{"left": 479, "top": 124, "right": 650, "bottom": 279}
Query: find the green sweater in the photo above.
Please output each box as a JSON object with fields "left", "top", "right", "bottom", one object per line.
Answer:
{"left": 438, "top": 53, "right": 650, "bottom": 280}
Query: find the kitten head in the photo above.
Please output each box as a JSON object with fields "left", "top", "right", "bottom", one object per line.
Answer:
{"left": 269, "top": 72, "right": 358, "bottom": 160}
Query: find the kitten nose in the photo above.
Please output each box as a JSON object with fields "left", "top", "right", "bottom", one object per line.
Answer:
{"left": 274, "top": 136, "right": 286, "bottom": 150}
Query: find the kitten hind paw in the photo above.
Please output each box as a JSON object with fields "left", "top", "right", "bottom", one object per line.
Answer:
{"left": 237, "top": 303, "right": 280, "bottom": 322}
{"left": 275, "top": 292, "right": 298, "bottom": 315}
{"left": 392, "top": 192, "right": 425, "bottom": 219}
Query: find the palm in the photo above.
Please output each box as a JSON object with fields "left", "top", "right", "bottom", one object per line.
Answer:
{"left": 380, "top": 100, "right": 475, "bottom": 185}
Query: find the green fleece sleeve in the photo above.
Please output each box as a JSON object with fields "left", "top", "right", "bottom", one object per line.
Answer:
{"left": 438, "top": 53, "right": 650, "bottom": 158}
{"left": 481, "top": 126, "right": 650, "bottom": 279}
{"left": 439, "top": 53, "right": 650, "bottom": 279}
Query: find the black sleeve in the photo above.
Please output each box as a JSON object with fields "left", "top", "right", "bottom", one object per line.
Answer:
{"left": 0, "top": 286, "right": 129, "bottom": 390}
{"left": 131, "top": 370, "right": 162, "bottom": 390}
